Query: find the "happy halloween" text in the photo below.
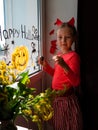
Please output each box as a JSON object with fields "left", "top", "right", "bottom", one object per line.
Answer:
{"left": 0, "top": 25, "right": 39, "bottom": 41}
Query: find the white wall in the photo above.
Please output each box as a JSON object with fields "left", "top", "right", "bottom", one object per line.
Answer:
{"left": 44, "top": 0, "right": 78, "bottom": 88}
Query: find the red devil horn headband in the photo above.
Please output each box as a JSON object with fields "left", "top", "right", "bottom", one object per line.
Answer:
{"left": 54, "top": 18, "right": 63, "bottom": 26}
{"left": 67, "top": 17, "right": 75, "bottom": 26}
{"left": 54, "top": 17, "right": 75, "bottom": 27}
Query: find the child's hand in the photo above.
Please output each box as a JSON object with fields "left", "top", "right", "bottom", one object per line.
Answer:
{"left": 38, "top": 56, "right": 45, "bottom": 66}
{"left": 53, "top": 55, "right": 65, "bottom": 66}
{"left": 53, "top": 55, "right": 69, "bottom": 71}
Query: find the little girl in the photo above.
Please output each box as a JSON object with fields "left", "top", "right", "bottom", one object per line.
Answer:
{"left": 38, "top": 21, "right": 83, "bottom": 130}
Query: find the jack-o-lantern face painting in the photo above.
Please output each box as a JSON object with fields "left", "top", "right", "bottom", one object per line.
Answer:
{"left": 12, "top": 46, "right": 29, "bottom": 71}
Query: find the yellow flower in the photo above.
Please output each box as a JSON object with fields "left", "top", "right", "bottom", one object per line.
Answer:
{"left": 0, "top": 75, "right": 4, "bottom": 83}
{"left": 22, "top": 109, "right": 32, "bottom": 116}
{"left": 32, "top": 115, "right": 41, "bottom": 122}
{"left": 0, "top": 61, "right": 6, "bottom": 70}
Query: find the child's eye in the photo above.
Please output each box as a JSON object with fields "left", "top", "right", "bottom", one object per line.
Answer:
{"left": 65, "top": 36, "right": 72, "bottom": 39}
{"left": 58, "top": 36, "right": 62, "bottom": 39}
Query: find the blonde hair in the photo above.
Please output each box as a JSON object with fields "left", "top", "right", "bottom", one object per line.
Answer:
{"left": 59, "top": 22, "right": 77, "bottom": 37}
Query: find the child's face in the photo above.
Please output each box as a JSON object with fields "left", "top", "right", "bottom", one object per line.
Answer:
{"left": 57, "top": 26, "right": 74, "bottom": 53}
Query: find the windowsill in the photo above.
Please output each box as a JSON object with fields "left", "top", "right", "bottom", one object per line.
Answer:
{"left": 29, "top": 70, "right": 44, "bottom": 84}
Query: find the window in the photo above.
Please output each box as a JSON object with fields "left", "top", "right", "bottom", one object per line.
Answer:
{"left": 0, "top": 0, "right": 42, "bottom": 75}
{"left": 0, "top": 0, "right": 5, "bottom": 50}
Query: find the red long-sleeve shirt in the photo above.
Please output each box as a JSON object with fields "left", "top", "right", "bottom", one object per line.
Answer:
{"left": 44, "top": 51, "right": 80, "bottom": 90}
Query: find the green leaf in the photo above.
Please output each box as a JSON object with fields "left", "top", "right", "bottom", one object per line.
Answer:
{"left": 19, "top": 71, "right": 29, "bottom": 85}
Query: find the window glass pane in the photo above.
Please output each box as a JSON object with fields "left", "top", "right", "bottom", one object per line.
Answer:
{"left": 0, "top": 0, "right": 5, "bottom": 52}
{"left": 0, "top": 0, "right": 41, "bottom": 75}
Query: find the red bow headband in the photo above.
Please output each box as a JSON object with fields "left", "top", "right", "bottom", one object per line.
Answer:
{"left": 54, "top": 17, "right": 75, "bottom": 26}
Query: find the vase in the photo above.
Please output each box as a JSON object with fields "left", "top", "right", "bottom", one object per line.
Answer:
{"left": 0, "top": 119, "right": 17, "bottom": 130}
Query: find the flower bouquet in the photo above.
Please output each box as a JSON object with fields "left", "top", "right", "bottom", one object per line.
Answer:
{"left": 0, "top": 46, "right": 56, "bottom": 130}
